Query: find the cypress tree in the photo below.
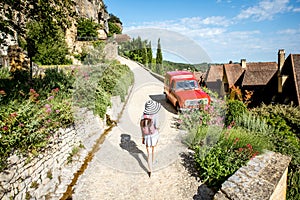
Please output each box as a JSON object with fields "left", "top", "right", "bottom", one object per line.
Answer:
{"left": 156, "top": 38, "right": 163, "bottom": 74}
{"left": 142, "top": 42, "right": 148, "bottom": 65}
{"left": 147, "top": 41, "right": 153, "bottom": 70}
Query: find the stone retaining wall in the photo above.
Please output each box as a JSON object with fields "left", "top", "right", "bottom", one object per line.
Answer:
{"left": 214, "top": 151, "right": 291, "bottom": 200}
{"left": 0, "top": 95, "right": 126, "bottom": 200}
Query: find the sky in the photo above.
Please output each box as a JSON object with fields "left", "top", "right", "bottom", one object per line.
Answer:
{"left": 104, "top": 0, "right": 300, "bottom": 64}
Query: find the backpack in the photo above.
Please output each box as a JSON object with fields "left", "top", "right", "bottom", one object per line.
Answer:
{"left": 140, "top": 114, "right": 156, "bottom": 135}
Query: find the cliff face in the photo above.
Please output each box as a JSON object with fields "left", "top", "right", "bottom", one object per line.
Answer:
{"left": 0, "top": 0, "right": 110, "bottom": 67}
{"left": 66, "top": 0, "right": 109, "bottom": 54}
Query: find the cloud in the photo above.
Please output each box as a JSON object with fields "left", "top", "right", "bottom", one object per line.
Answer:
{"left": 293, "top": 7, "right": 300, "bottom": 12}
{"left": 236, "top": 0, "right": 292, "bottom": 21}
{"left": 277, "top": 28, "right": 300, "bottom": 34}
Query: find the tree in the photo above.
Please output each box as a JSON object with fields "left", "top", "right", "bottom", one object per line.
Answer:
{"left": 142, "top": 43, "right": 148, "bottom": 65}
{"left": 26, "top": 21, "right": 71, "bottom": 65}
{"left": 77, "top": 18, "right": 100, "bottom": 41}
{"left": 147, "top": 41, "right": 153, "bottom": 69}
{"left": 0, "top": 0, "right": 76, "bottom": 77}
{"left": 156, "top": 38, "right": 163, "bottom": 74}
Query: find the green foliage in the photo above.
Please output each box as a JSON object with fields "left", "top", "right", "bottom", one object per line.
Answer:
{"left": 119, "top": 37, "right": 152, "bottom": 67}
{"left": 0, "top": 67, "right": 10, "bottom": 79}
{"left": 193, "top": 127, "right": 269, "bottom": 188}
{"left": 108, "top": 14, "right": 122, "bottom": 25}
{"left": 225, "top": 99, "right": 247, "bottom": 126}
{"left": 26, "top": 21, "right": 71, "bottom": 65}
{"left": 155, "top": 38, "right": 163, "bottom": 74}
{"left": 233, "top": 111, "right": 274, "bottom": 136}
{"left": 179, "top": 90, "right": 270, "bottom": 190}
{"left": 108, "top": 22, "right": 122, "bottom": 37}
{"left": 99, "top": 63, "right": 134, "bottom": 102}
{"left": 82, "top": 42, "right": 106, "bottom": 65}
{"left": 72, "top": 62, "right": 133, "bottom": 118}
{"left": 77, "top": 18, "right": 100, "bottom": 41}
{"left": 0, "top": 69, "right": 75, "bottom": 171}
{"left": 251, "top": 104, "right": 300, "bottom": 200}
{"left": 0, "top": 0, "right": 75, "bottom": 47}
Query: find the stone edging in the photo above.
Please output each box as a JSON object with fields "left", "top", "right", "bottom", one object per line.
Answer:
{"left": 214, "top": 151, "right": 291, "bottom": 200}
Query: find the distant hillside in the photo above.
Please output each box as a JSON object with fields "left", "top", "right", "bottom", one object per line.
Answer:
{"left": 163, "top": 60, "right": 209, "bottom": 72}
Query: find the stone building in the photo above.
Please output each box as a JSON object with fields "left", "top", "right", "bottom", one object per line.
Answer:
{"left": 205, "top": 49, "right": 300, "bottom": 106}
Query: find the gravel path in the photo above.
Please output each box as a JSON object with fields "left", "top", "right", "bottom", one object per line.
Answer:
{"left": 72, "top": 57, "right": 213, "bottom": 200}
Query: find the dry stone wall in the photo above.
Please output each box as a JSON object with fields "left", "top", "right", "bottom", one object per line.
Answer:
{"left": 214, "top": 151, "right": 291, "bottom": 200}
{"left": 0, "top": 94, "right": 127, "bottom": 200}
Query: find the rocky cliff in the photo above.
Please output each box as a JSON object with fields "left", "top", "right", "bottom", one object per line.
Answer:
{"left": 65, "top": 0, "right": 110, "bottom": 55}
{"left": 0, "top": 0, "right": 110, "bottom": 67}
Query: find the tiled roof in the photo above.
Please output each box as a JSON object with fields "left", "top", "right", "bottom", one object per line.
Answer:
{"left": 224, "top": 63, "right": 245, "bottom": 87}
{"left": 114, "top": 34, "right": 131, "bottom": 43}
{"left": 242, "top": 62, "right": 277, "bottom": 86}
{"left": 291, "top": 54, "right": 300, "bottom": 104}
{"left": 194, "top": 71, "right": 207, "bottom": 81}
{"left": 206, "top": 64, "right": 223, "bottom": 82}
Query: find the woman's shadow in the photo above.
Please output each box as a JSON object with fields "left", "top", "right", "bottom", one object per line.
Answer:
{"left": 119, "top": 134, "right": 148, "bottom": 174}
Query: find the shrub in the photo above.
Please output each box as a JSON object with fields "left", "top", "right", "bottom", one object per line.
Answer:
{"left": 252, "top": 104, "right": 300, "bottom": 200}
{"left": 77, "top": 18, "right": 100, "bottom": 41}
{"left": 225, "top": 99, "right": 247, "bottom": 126}
{"left": 0, "top": 69, "right": 74, "bottom": 171}
{"left": 193, "top": 127, "right": 269, "bottom": 188}
{"left": 0, "top": 67, "right": 10, "bottom": 79}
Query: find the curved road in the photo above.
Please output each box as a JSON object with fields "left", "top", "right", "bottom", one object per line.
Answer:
{"left": 72, "top": 57, "right": 202, "bottom": 199}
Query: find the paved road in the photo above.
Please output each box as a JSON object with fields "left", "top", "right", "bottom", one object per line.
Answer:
{"left": 72, "top": 57, "right": 202, "bottom": 199}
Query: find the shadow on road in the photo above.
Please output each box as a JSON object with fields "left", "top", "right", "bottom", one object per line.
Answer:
{"left": 180, "top": 152, "right": 216, "bottom": 200}
{"left": 149, "top": 94, "right": 177, "bottom": 114}
{"left": 119, "top": 134, "right": 148, "bottom": 174}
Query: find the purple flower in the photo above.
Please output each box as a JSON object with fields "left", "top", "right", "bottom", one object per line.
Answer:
{"left": 45, "top": 104, "right": 51, "bottom": 109}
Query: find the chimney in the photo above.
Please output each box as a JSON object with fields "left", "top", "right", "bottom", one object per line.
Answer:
{"left": 278, "top": 49, "right": 285, "bottom": 73}
{"left": 241, "top": 59, "right": 246, "bottom": 68}
{"left": 278, "top": 49, "right": 285, "bottom": 93}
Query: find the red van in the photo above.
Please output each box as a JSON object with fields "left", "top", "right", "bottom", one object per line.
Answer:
{"left": 164, "top": 71, "right": 210, "bottom": 111}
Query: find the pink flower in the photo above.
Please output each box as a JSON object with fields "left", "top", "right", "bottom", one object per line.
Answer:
{"left": 251, "top": 151, "right": 259, "bottom": 159}
{"left": 56, "top": 110, "right": 60, "bottom": 113}
{"left": 18, "top": 123, "right": 24, "bottom": 127}
{"left": 233, "top": 137, "right": 239, "bottom": 145}
{"left": 10, "top": 112, "right": 18, "bottom": 117}
{"left": 0, "top": 90, "right": 6, "bottom": 96}
{"left": 45, "top": 104, "right": 51, "bottom": 109}
{"left": 46, "top": 108, "right": 52, "bottom": 113}
{"left": 53, "top": 88, "right": 59, "bottom": 93}
{"left": 47, "top": 96, "right": 54, "bottom": 100}
{"left": 238, "top": 148, "right": 243, "bottom": 152}
{"left": 29, "top": 88, "right": 36, "bottom": 94}
{"left": 247, "top": 144, "right": 253, "bottom": 150}
{"left": 47, "top": 119, "right": 51, "bottom": 123}
{"left": 2, "top": 126, "right": 8, "bottom": 131}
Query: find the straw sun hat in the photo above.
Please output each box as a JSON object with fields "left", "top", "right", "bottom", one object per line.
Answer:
{"left": 143, "top": 100, "right": 161, "bottom": 115}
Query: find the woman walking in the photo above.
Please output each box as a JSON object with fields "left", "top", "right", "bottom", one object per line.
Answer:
{"left": 140, "top": 100, "right": 161, "bottom": 177}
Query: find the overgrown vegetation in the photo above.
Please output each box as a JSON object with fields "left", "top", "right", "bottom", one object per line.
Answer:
{"left": 119, "top": 36, "right": 153, "bottom": 66}
{"left": 252, "top": 104, "right": 300, "bottom": 200}
{"left": 77, "top": 18, "right": 101, "bottom": 41}
{"left": 108, "top": 14, "right": 122, "bottom": 37}
{"left": 180, "top": 90, "right": 300, "bottom": 199}
{"left": 0, "top": 59, "right": 134, "bottom": 171}
{"left": 0, "top": 68, "right": 74, "bottom": 170}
